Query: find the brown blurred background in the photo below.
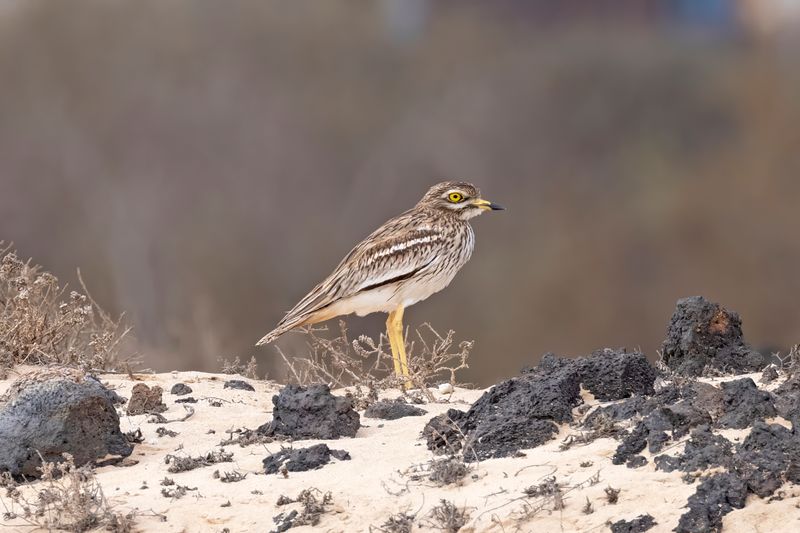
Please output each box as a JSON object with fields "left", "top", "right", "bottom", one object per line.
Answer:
{"left": 2, "top": 0, "right": 799, "bottom": 385}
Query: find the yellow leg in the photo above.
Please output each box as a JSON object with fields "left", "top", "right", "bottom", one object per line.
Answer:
{"left": 387, "top": 306, "right": 412, "bottom": 389}
{"left": 386, "top": 312, "right": 402, "bottom": 378}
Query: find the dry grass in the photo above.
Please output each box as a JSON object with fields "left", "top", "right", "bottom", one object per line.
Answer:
{"left": 423, "top": 500, "right": 470, "bottom": 533}
{"left": 164, "top": 449, "right": 233, "bottom": 473}
{"left": 560, "top": 413, "right": 625, "bottom": 451}
{"left": 0, "top": 244, "right": 134, "bottom": 373}
{"left": 776, "top": 344, "right": 800, "bottom": 374}
{"left": 372, "top": 512, "right": 415, "bottom": 533}
{"left": 604, "top": 486, "right": 621, "bottom": 504}
{"left": 277, "top": 320, "right": 472, "bottom": 403}
{"left": 0, "top": 454, "right": 136, "bottom": 532}
{"left": 217, "top": 355, "right": 260, "bottom": 379}
{"left": 273, "top": 488, "right": 334, "bottom": 530}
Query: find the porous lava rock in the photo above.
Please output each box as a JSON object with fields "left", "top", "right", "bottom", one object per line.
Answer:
{"left": 609, "top": 514, "right": 656, "bottom": 533}
{"left": 654, "top": 426, "right": 733, "bottom": 474}
{"left": 422, "top": 409, "right": 469, "bottom": 454}
{"left": 716, "top": 378, "right": 776, "bottom": 429}
{"left": 583, "top": 384, "right": 684, "bottom": 427}
{"left": 661, "top": 296, "right": 766, "bottom": 377}
{"left": 625, "top": 455, "right": 648, "bottom": 469}
{"left": 612, "top": 399, "right": 713, "bottom": 464}
{"left": 733, "top": 421, "right": 800, "bottom": 497}
{"left": 424, "top": 356, "right": 582, "bottom": 461}
{"left": 224, "top": 379, "right": 255, "bottom": 392}
{"left": 258, "top": 384, "right": 360, "bottom": 439}
{"left": 127, "top": 383, "right": 167, "bottom": 415}
{"left": 612, "top": 422, "right": 648, "bottom": 465}
{"left": 170, "top": 383, "right": 192, "bottom": 396}
{"left": 577, "top": 348, "right": 657, "bottom": 401}
{"left": 425, "top": 349, "right": 657, "bottom": 461}
{"left": 263, "top": 443, "right": 350, "bottom": 474}
{"left": 759, "top": 364, "right": 779, "bottom": 384}
{"left": 675, "top": 473, "right": 746, "bottom": 533}
{"left": 364, "top": 399, "right": 427, "bottom": 420}
{"left": 773, "top": 373, "right": 800, "bottom": 424}
{"left": 0, "top": 369, "right": 133, "bottom": 477}
{"left": 659, "top": 421, "right": 800, "bottom": 530}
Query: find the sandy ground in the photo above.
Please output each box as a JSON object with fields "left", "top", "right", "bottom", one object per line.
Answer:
{"left": 1, "top": 369, "right": 799, "bottom": 533}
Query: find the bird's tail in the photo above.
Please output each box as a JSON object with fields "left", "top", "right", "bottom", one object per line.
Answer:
{"left": 255, "top": 313, "right": 316, "bottom": 346}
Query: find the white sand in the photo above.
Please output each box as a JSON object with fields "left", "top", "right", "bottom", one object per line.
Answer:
{"left": 1, "top": 369, "right": 798, "bottom": 532}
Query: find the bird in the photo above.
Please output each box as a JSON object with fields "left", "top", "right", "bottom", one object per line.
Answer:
{"left": 256, "top": 181, "right": 504, "bottom": 386}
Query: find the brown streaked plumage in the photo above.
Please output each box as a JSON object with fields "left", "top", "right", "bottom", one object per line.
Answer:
{"left": 256, "top": 181, "right": 504, "bottom": 384}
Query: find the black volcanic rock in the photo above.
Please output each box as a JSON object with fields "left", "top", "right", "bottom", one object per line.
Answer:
{"left": 612, "top": 422, "right": 648, "bottom": 465}
{"left": 224, "top": 380, "right": 255, "bottom": 392}
{"left": 577, "top": 348, "right": 657, "bottom": 401}
{"left": 716, "top": 378, "right": 776, "bottom": 429}
{"left": 654, "top": 426, "right": 733, "bottom": 474}
{"left": 258, "top": 384, "right": 360, "bottom": 440}
{"left": 450, "top": 357, "right": 581, "bottom": 461}
{"left": 675, "top": 473, "right": 747, "bottom": 533}
{"left": 661, "top": 296, "right": 766, "bottom": 377}
{"left": 733, "top": 421, "right": 800, "bottom": 497}
{"left": 773, "top": 373, "right": 800, "bottom": 425}
{"left": 364, "top": 400, "right": 427, "bottom": 420}
{"left": 0, "top": 371, "right": 132, "bottom": 477}
{"left": 170, "top": 383, "right": 192, "bottom": 396}
{"left": 625, "top": 455, "right": 648, "bottom": 469}
{"left": 425, "top": 349, "right": 657, "bottom": 461}
{"left": 609, "top": 514, "right": 656, "bottom": 533}
{"left": 263, "top": 443, "right": 350, "bottom": 474}
{"left": 422, "top": 409, "right": 469, "bottom": 454}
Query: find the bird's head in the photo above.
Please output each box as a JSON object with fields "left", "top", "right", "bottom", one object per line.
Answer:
{"left": 417, "top": 181, "right": 505, "bottom": 220}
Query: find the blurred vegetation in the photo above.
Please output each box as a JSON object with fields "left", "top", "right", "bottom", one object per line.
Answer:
{"left": 2, "top": 1, "right": 800, "bottom": 385}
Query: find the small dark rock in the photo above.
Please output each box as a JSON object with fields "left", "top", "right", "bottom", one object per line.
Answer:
{"left": 224, "top": 380, "right": 255, "bottom": 392}
{"left": 584, "top": 397, "right": 644, "bottom": 426}
{"left": 583, "top": 385, "right": 683, "bottom": 428}
{"left": 626, "top": 455, "right": 647, "bottom": 469}
{"left": 0, "top": 370, "right": 133, "bottom": 477}
{"left": 127, "top": 383, "right": 168, "bottom": 415}
{"left": 675, "top": 473, "right": 746, "bottom": 533}
{"left": 609, "top": 514, "right": 656, "bottom": 533}
{"left": 717, "top": 378, "right": 776, "bottom": 429}
{"left": 653, "top": 426, "right": 733, "bottom": 474}
{"left": 262, "top": 443, "right": 350, "bottom": 474}
{"left": 760, "top": 365, "right": 779, "bottom": 384}
{"left": 661, "top": 296, "right": 766, "bottom": 377}
{"left": 653, "top": 454, "right": 682, "bottom": 472}
{"left": 364, "top": 400, "right": 427, "bottom": 420}
{"left": 773, "top": 373, "right": 800, "bottom": 424}
{"left": 171, "top": 383, "right": 192, "bottom": 396}
{"left": 612, "top": 422, "right": 648, "bottom": 465}
{"left": 646, "top": 430, "right": 670, "bottom": 453}
{"left": 175, "top": 396, "right": 198, "bottom": 404}
{"left": 422, "top": 409, "right": 468, "bottom": 454}
{"left": 684, "top": 382, "right": 725, "bottom": 419}
{"left": 329, "top": 448, "right": 351, "bottom": 461}
{"left": 258, "top": 384, "right": 360, "bottom": 440}
{"left": 642, "top": 403, "right": 712, "bottom": 453}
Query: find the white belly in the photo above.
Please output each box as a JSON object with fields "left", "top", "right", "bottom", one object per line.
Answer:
{"left": 326, "top": 267, "right": 458, "bottom": 317}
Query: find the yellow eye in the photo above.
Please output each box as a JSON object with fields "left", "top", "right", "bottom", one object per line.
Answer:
{"left": 447, "top": 192, "right": 464, "bottom": 203}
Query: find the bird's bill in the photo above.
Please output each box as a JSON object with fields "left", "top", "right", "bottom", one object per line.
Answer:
{"left": 473, "top": 198, "right": 505, "bottom": 211}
